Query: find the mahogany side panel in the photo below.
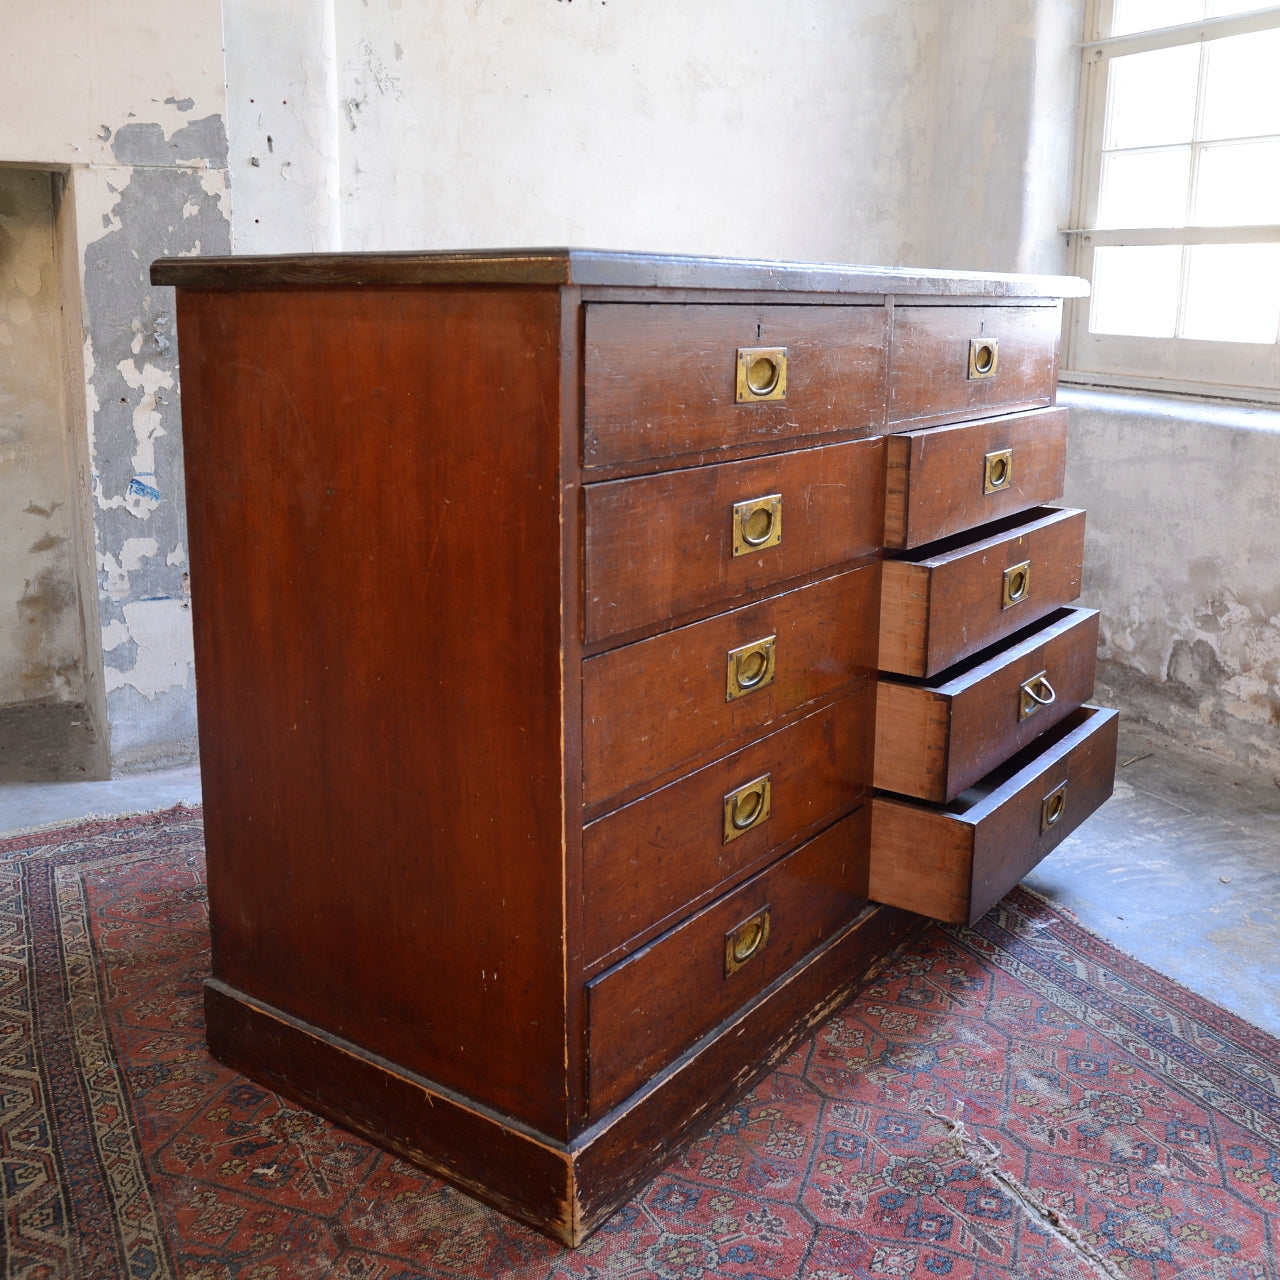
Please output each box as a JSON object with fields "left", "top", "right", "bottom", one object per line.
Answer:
{"left": 584, "top": 437, "right": 884, "bottom": 643}
{"left": 583, "top": 687, "right": 874, "bottom": 967}
{"left": 882, "top": 406, "right": 1068, "bottom": 550}
{"left": 585, "top": 810, "right": 871, "bottom": 1116}
{"left": 582, "top": 567, "right": 880, "bottom": 810}
{"left": 177, "top": 285, "right": 573, "bottom": 1137}
{"left": 583, "top": 303, "right": 889, "bottom": 467}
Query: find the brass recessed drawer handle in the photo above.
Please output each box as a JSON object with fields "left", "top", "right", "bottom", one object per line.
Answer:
{"left": 968, "top": 337, "right": 999, "bottom": 379}
{"left": 726, "top": 635, "right": 777, "bottom": 701}
{"left": 984, "top": 448, "right": 1013, "bottom": 494}
{"left": 1002, "top": 560, "right": 1031, "bottom": 609}
{"left": 1019, "top": 671, "right": 1057, "bottom": 721}
{"left": 736, "top": 347, "right": 788, "bottom": 402}
{"left": 732, "top": 494, "right": 783, "bottom": 556}
{"left": 723, "top": 773, "right": 772, "bottom": 842}
{"left": 724, "top": 906, "right": 772, "bottom": 976}
{"left": 1041, "top": 781, "right": 1068, "bottom": 833}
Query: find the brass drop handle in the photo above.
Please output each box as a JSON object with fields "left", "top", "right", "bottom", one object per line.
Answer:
{"left": 984, "top": 448, "right": 1013, "bottom": 494}
{"left": 726, "top": 635, "right": 777, "bottom": 701}
{"left": 1002, "top": 560, "right": 1031, "bottom": 609}
{"left": 733, "top": 494, "right": 783, "bottom": 556}
{"left": 724, "top": 906, "right": 772, "bottom": 976}
{"left": 1041, "top": 781, "right": 1069, "bottom": 833}
{"left": 1019, "top": 671, "right": 1057, "bottom": 721}
{"left": 968, "top": 337, "right": 999, "bottom": 379}
{"left": 736, "top": 347, "right": 788, "bottom": 402}
{"left": 723, "top": 774, "right": 772, "bottom": 843}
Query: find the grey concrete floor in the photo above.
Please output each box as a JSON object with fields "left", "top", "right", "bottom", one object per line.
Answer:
{"left": 1, "top": 721, "right": 1276, "bottom": 1038}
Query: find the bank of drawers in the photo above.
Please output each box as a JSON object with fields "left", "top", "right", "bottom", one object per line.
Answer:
{"left": 577, "top": 296, "right": 1112, "bottom": 1119}
{"left": 870, "top": 313, "right": 1116, "bottom": 922}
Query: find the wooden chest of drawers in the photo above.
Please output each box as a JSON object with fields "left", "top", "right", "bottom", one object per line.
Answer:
{"left": 151, "top": 249, "right": 1106, "bottom": 1246}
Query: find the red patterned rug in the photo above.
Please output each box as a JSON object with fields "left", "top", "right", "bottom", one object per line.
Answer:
{"left": 3, "top": 807, "right": 1278, "bottom": 1279}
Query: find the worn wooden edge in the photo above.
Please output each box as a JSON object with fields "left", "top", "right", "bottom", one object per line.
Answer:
{"left": 868, "top": 799, "right": 975, "bottom": 923}
{"left": 872, "top": 679, "right": 951, "bottom": 800}
{"left": 150, "top": 247, "right": 1090, "bottom": 297}
{"left": 878, "top": 559, "right": 930, "bottom": 678}
{"left": 204, "top": 901, "right": 924, "bottom": 1247}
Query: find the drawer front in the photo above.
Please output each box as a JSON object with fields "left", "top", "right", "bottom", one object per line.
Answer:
{"left": 875, "top": 607, "right": 1100, "bottom": 803}
{"left": 584, "top": 689, "right": 873, "bottom": 966}
{"left": 586, "top": 807, "right": 870, "bottom": 1117}
{"left": 869, "top": 705, "right": 1118, "bottom": 926}
{"left": 583, "top": 303, "right": 888, "bottom": 469}
{"left": 879, "top": 507, "right": 1085, "bottom": 679}
{"left": 888, "top": 303, "right": 1061, "bottom": 429}
{"left": 883, "top": 406, "right": 1068, "bottom": 550}
{"left": 583, "top": 567, "right": 879, "bottom": 810}
{"left": 584, "top": 438, "right": 883, "bottom": 644}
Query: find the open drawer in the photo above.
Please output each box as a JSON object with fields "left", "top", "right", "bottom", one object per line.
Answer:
{"left": 869, "top": 705, "right": 1118, "bottom": 925}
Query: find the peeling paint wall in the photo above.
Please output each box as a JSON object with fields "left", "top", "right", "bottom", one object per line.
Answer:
{"left": 1063, "top": 390, "right": 1280, "bottom": 776}
{"left": 1, "top": 0, "right": 230, "bottom": 771}
{"left": 0, "top": 170, "right": 83, "bottom": 707}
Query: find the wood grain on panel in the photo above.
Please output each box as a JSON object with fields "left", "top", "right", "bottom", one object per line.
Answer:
{"left": 869, "top": 707, "right": 1118, "bottom": 925}
{"left": 584, "top": 438, "right": 883, "bottom": 642}
{"left": 583, "top": 688, "right": 873, "bottom": 966}
{"left": 882, "top": 406, "right": 1068, "bottom": 550}
{"left": 583, "top": 303, "right": 889, "bottom": 467}
{"left": 888, "top": 303, "right": 1061, "bottom": 429}
{"left": 586, "top": 809, "right": 870, "bottom": 1117}
{"left": 875, "top": 607, "right": 1100, "bottom": 802}
{"left": 878, "top": 507, "right": 1085, "bottom": 678}
{"left": 177, "top": 285, "right": 573, "bottom": 1137}
{"left": 583, "top": 567, "right": 880, "bottom": 810}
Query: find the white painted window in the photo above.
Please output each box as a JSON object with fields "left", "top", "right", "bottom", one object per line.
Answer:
{"left": 1062, "top": 1, "right": 1280, "bottom": 401}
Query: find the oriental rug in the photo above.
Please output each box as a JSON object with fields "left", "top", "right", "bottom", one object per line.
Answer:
{"left": 2, "top": 807, "right": 1278, "bottom": 1280}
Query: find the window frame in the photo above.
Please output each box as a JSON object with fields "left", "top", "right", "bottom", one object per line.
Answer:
{"left": 1061, "top": 0, "right": 1280, "bottom": 404}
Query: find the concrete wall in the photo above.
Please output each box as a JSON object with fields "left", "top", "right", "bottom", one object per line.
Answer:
{"left": 0, "top": 0, "right": 232, "bottom": 771}
{"left": 0, "top": 171, "right": 83, "bottom": 708}
{"left": 1063, "top": 389, "right": 1280, "bottom": 777}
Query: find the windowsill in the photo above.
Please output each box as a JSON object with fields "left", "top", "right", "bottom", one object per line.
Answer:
{"left": 1057, "top": 382, "right": 1280, "bottom": 433}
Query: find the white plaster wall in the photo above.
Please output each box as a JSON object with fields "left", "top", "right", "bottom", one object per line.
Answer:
{"left": 0, "top": 170, "right": 82, "bottom": 706}
{"left": 1063, "top": 390, "right": 1280, "bottom": 776}
{"left": 0, "top": 0, "right": 231, "bottom": 770}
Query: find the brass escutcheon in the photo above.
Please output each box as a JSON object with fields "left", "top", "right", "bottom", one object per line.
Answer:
{"left": 733, "top": 494, "right": 783, "bottom": 556}
{"left": 1019, "top": 670, "right": 1057, "bottom": 721}
{"left": 724, "top": 906, "right": 772, "bottom": 976}
{"left": 1041, "top": 781, "right": 1069, "bottom": 833}
{"left": 1002, "top": 560, "right": 1032, "bottom": 609}
{"left": 968, "top": 337, "right": 999, "bottom": 379}
{"left": 723, "top": 774, "right": 772, "bottom": 843}
{"left": 736, "top": 347, "right": 788, "bottom": 402}
{"left": 984, "top": 448, "right": 1014, "bottom": 494}
{"left": 726, "top": 635, "right": 777, "bottom": 701}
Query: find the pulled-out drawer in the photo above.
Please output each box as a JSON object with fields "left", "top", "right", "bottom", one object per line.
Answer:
{"left": 879, "top": 506, "right": 1085, "bottom": 679}
{"left": 586, "top": 807, "right": 870, "bottom": 1117}
{"left": 584, "top": 688, "right": 873, "bottom": 967}
{"left": 869, "top": 705, "right": 1118, "bottom": 925}
{"left": 875, "top": 607, "right": 1099, "bottom": 803}
{"left": 583, "top": 566, "right": 878, "bottom": 809}
{"left": 583, "top": 437, "right": 883, "bottom": 644}
{"left": 888, "top": 302, "right": 1061, "bottom": 429}
{"left": 583, "top": 303, "right": 888, "bottom": 469}
{"left": 883, "top": 406, "right": 1067, "bottom": 550}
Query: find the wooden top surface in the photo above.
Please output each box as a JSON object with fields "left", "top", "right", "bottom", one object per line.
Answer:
{"left": 150, "top": 247, "right": 1089, "bottom": 298}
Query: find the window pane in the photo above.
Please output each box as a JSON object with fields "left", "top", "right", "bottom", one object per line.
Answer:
{"left": 1098, "top": 148, "right": 1191, "bottom": 227}
{"left": 1208, "top": 1, "right": 1280, "bottom": 16}
{"left": 1091, "top": 245, "right": 1183, "bottom": 337}
{"left": 1181, "top": 243, "right": 1280, "bottom": 342}
{"left": 1194, "top": 139, "right": 1280, "bottom": 224}
{"left": 1106, "top": 47, "right": 1201, "bottom": 149}
{"left": 1112, "top": 0, "right": 1204, "bottom": 36}
{"left": 1201, "top": 29, "right": 1280, "bottom": 140}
